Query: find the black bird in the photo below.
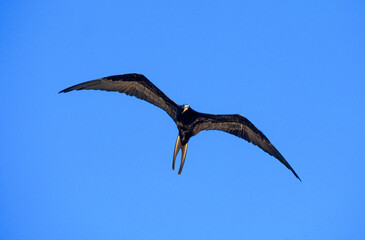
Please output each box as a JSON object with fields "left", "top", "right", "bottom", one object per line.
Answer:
{"left": 59, "top": 73, "right": 300, "bottom": 180}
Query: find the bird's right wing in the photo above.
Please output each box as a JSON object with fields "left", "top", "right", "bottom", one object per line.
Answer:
{"left": 192, "top": 113, "right": 300, "bottom": 180}
{"left": 59, "top": 73, "right": 179, "bottom": 121}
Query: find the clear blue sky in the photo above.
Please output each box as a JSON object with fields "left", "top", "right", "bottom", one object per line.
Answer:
{"left": 1, "top": 1, "right": 364, "bottom": 239}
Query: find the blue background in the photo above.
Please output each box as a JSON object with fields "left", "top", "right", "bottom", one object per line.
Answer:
{"left": 1, "top": 1, "right": 364, "bottom": 239}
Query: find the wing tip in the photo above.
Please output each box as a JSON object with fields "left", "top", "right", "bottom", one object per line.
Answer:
{"left": 58, "top": 87, "right": 74, "bottom": 94}
{"left": 283, "top": 161, "right": 301, "bottom": 182}
{"left": 284, "top": 159, "right": 301, "bottom": 181}
{"left": 293, "top": 170, "right": 302, "bottom": 182}
{"left": 268, "top": 147, "right": 301, "bottom": 182}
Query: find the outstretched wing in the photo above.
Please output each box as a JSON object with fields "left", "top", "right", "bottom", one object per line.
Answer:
{"left": 192, "top": 113, "right": 300, "bottom": 180}
{"left": 59, "top": 73, "right": 179, "bottom": 121}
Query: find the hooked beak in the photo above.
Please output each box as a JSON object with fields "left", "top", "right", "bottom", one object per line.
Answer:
{"left": 172, "top": 135, "right": 188, "bottom": 175}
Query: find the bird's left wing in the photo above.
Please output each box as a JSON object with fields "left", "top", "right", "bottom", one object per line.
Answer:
{"left": 59, "top": 73, "right": 179, "bottom": 121}
{"left": 192, "top": 113, "right": 301, "bottom": 180}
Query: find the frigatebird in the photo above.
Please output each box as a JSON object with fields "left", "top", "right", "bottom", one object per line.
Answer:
{"left": 59, "top": 73, "right": 300, "bottom": 180}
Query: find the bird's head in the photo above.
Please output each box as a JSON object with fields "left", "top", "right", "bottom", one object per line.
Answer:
{"left": 181, "top": 104, "right": 190, "bottom": 113}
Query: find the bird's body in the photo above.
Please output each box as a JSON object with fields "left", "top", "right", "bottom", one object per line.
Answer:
{"left": 176, "top": 105, "right": 196, "bottom": 144}
{"left": 60, "top": 73, "right": 300, "bottom": 180}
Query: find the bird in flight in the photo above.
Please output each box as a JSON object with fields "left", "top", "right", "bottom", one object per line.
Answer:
{"left": 59, "top": 73, "right": 300, "bottom": 180}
